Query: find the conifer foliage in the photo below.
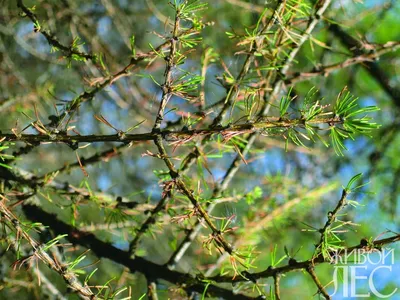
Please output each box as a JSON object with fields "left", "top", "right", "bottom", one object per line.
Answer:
{"left": 0, "top": 1, "right": 399, "bottom": 299}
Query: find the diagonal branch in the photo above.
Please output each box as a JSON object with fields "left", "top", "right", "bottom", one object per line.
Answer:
{"left": 16, "top": 0, "right": 95, "bottom": 61}
{"left": 329, "top": 23, "right": 400, "bottom": 109}
{"left": 0, "top": 198, "right": 97, "bottom": 300}
{"left": 284, "top": 41, "right": 400, "bottom": 85}
{"left": 21, "top": 204, "right": 256, "bottom": 300}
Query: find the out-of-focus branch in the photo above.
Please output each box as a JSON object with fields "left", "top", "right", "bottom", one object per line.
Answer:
{"left": 284, "top": 41, "right": 400, "bottom": 85}
{"left": 224, "top": 0, "right": 264, "bottom": 13}
{"left": 0, "top": 198, "right": 97, "bottom": 300}
{"left": 21, "top": 204, "right": 256, "bottom": 300}
{"left": 128, "top": 192, "right": 170, "bottom": 253}
{"left": 37, "top": 144, "right": 126, "bottom": 179}
{"left": 329, "top": 23, "right": 400, "bottom": 108}
{"left": 0, "top": 166, "right": 147, "bottom": 212}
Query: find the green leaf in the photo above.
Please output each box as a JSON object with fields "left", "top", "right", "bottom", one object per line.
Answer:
{"left": 279, "top": 87, "right": 293, "bottom": 117}
{"left": 330, "top": 127, "right": 347, "bottom": 156}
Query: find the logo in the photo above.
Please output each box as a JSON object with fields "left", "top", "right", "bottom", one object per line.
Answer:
{"left": 330, "top": 248, "right": 397, "bottom": 298}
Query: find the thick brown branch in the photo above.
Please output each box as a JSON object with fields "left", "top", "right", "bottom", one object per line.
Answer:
{"left": 0, "top": 117, "right": 340, "bottom": 145}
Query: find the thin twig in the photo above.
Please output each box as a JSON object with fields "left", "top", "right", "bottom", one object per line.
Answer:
{"left": 0, "top": 197, "right": 97, "bottom": 300}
